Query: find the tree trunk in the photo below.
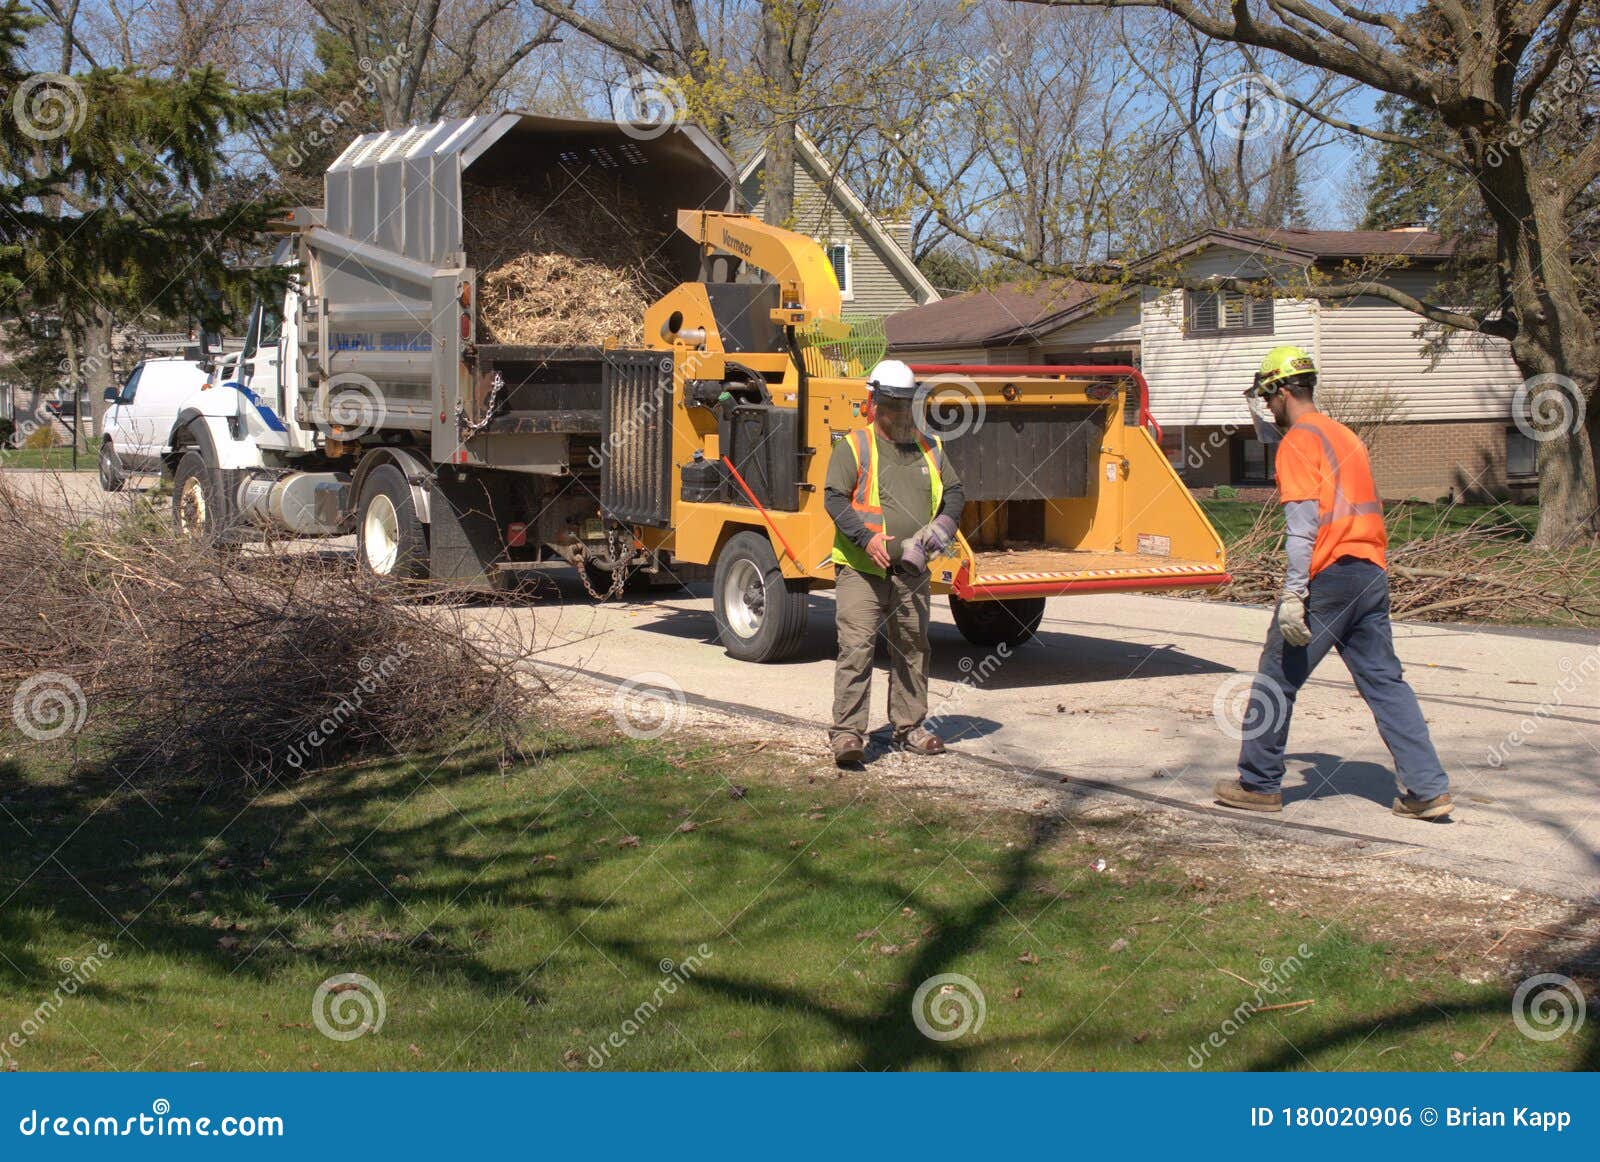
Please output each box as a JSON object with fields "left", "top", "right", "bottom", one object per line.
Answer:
{"left": 760, "top": 8, "right": 798, "bottom": 228}
{"left": 1475, "top": 147, "right": 1599, "bottom": 547}
{"left": 84, "top": 308, "right": 116, "bottom": 446}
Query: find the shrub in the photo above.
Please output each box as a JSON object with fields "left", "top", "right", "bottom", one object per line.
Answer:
{"left": 23, "top": 422, "right": 57, "bottom": 449}
{"left": 1, "top": 476, "right": 538, "bottom": 783}
{"left": 1212, "top": 485, "right": 1239, "bottom": 499}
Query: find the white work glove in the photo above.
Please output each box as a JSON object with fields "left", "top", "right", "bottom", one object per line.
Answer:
{"left": 1277, "top": 591, "right": 1311, "bottom": 647}
{"left": 1247, "top": 396, "right": 1282, "bottom": 445}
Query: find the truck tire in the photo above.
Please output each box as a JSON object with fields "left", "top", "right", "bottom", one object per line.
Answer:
{"left": 949, "top": 594, "right": 1045, "bottom": 649}
{"left": 171, "top": 450, "right": 241, "bottom": 549}
{"left": 356, "top": 464, "right": 429, "bottom": 582}
{"left": 98, "top": 440, "right": 124, "bottom": 492}
{"left": 713, "top": 531, "right": 808, "bottom": 662}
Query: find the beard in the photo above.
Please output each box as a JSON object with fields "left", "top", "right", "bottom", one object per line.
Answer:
{"left": 877, "top": 407, "right": 919, "bottom": 445}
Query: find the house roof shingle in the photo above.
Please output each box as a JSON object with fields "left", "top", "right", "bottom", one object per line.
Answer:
{"left": 888, "top": 228, "right": 1455, "bottom": 349}
{"left": 1183, "top": 227, "right": 1455, "bottom": 262}
{"left": 885, "top": 279, "right": 1117, "bottom": 349}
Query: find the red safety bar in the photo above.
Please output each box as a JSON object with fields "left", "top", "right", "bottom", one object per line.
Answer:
{"left": 908, "top": 363, "right": 1163, "bottom": 444}
{"left": 952, "top": 571, "right": 1232, "bottom": 601}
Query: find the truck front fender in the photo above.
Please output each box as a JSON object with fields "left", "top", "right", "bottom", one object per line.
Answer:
{"left": 167, "top": 410, "right": 266, "bottom": 472}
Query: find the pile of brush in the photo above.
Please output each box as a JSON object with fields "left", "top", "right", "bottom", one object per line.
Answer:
{"left": 463, "top": 178, "right": 677, "bottom": 347}
{"left": 0, "top": 476, "right": 537, "bottom": 784}
{"left": 1211, "top": 503, "right": 1600, "bottom": 627}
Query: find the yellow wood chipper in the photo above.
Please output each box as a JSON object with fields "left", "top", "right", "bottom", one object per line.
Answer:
{"left": 608, "top": 210, "right": 1231, "bottom": 661}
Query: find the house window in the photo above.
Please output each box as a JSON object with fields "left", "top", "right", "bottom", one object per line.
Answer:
{"left": 1186, "top": 289, "right": 1273, "bottom": 335}
{"left": 1241, "top": 437, "right": 1276, "bottom": 482}
{"left": 1506, "top": 429, "right": 1538, "bottom": 477}
{"left": 826, "top": 242, "right": 852, "bottom": 297}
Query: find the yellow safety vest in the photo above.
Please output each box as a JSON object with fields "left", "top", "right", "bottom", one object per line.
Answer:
{"left": 831, "top": 427, "right": 944, "bottom": 578}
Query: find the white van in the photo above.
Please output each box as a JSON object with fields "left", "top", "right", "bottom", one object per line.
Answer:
{"left": 99, "top": 357, "right": 210, "bottom": 491}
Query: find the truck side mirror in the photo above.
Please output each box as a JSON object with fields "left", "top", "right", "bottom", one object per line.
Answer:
{"left": 102, "top": 386, "right": 119, "bottom": 403}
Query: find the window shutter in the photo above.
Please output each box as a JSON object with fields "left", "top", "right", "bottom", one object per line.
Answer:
{"left": 827, "top": 244, "right": 847, "bottom": 292}
{"left": 1248, "top": 296, "right": 1274, "bottom": 330}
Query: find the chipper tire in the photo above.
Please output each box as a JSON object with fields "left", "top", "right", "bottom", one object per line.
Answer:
{"left": 949, "top": 594, "right": 1045, "bottom": 649}
{"left": 356, "top": 464, "right": 429, "bottom": 583}
{"left": 713, "top": 531, "right": 809, "bottom": 662}
{"left": 171, "top": 450, "right": 243, "bottom": 551}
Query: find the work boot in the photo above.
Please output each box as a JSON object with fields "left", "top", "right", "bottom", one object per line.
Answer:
{"left": 894, "top": 726, "right": 946, "bottom": 756}
{"left": 831, "top": 732, "right": 866, "bottom": 767}
{"left": 1213, "top": 778, "right": 1282, "bottom": 813}
{"left": 1392, "top": 792, "right": 1453, "bottom": 821}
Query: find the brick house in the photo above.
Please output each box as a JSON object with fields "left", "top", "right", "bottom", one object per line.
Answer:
{"left": 739, "top": 130, "right": 939, "bottom": 316}
{"left": 886, "top": 228, "right": 1530, "bottom": 501}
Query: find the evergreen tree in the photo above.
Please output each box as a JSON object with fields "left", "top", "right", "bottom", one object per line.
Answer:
{"left": 0, "top": 0, "right": 279, "bottom": 429}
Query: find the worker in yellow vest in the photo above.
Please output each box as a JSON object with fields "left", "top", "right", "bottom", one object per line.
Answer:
{"left": 824, "top": 360, "right": 965, "bottom": 766}
{"left": 1214, "top": 346, "right": 1452, "bottom": 820}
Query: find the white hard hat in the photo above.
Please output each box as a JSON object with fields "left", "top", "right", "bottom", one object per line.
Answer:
{"left": 865, "top": 359, "right": 917, "bottom": 399}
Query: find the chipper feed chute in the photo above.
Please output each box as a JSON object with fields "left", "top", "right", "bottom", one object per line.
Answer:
{"left": 905, "top": 364, "right": 1231, "bottom": 602}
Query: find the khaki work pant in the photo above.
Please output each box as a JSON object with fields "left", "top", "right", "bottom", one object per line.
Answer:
{"left": 831, "top": 565, "right": 930, "bottom": 740}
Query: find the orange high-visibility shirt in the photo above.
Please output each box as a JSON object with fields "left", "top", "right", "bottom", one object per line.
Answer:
{"left": 1274, "top": 413, "right": 1387, "bottom": 578}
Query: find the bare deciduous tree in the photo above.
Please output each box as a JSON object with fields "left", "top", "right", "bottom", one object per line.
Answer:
{"left": 309, "top": 0, "right": 562, "bottom": 128}
{"left": 1007, "top": 0, "right": 1600, "bottom": 547}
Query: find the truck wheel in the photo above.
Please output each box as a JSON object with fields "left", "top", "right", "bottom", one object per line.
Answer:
{"left": 713, "top": 531, "right": 808, "bottom": 662}
{"left": 357, "top": 464, "right": 429, "bottom": 582}
{"left": 171, "top": 450, "right": 241, "bottom": 549}
{"left": 949, "top": 595, "right": 1046, "bottom": 649}
{"left": 98, "top": 440, "right": 124, "bottom": 492}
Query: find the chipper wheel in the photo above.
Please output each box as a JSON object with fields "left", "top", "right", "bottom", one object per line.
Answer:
{"left": 712, "top": 531, "right": 809, "bottom": 662}
{"left": 949, "top": 594, "right": 1046, "bottom": 650}
{"left": 355, "top": 464, "right": 429, "bottom": 583}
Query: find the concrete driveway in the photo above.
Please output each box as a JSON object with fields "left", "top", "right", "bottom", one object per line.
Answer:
{"left": 523, "top": 576, "right": 1600, "bottom": 900}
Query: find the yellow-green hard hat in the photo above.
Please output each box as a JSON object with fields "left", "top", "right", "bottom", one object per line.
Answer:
{"left": 1254, "top": 345, "right": 1317, "bottom": 393}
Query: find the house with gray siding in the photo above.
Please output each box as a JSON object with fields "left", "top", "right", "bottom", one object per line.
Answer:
{"left": 887, "top": 228, "right": 1528, "bottom": 501}
{"left": 739, "top": 131, "right": 938, "bottom": 317}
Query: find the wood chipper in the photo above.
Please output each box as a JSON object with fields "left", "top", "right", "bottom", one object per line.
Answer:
{"left": 600, "top": 210, "right": 1231, "bottom": 662}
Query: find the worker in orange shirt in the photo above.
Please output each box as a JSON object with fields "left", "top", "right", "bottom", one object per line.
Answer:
{"left": 1213, "top": 346, "right": 1453, "bottom": 820}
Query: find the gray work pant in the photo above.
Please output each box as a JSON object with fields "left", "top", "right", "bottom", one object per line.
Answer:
{"left": 831, "top": 565, "right": 930, "bottom": 739}
{"left": 1237, "top": 558, "right": 1449, "bottom": 800}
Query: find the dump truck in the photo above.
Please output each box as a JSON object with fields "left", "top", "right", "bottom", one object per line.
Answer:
{"left": 160, "top": 112, "right": 1229, "bottom": 662}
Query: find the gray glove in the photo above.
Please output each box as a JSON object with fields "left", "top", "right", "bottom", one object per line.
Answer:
{"left": 897, "top": 515, "right": 958, "bottom": 574}
{"left": 1277, "top": 591, "right": 1311, "bottom": 647}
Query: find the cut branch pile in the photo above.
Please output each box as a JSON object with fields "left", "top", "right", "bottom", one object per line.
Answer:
{"left": 0, "top": 477, "right": 537, "bottom": 784}
{"left": 1210, "top": 504, "right": 1600, "bottom": 627}
{"left": 463, "top": 178, "right": 677, "bottom": 347}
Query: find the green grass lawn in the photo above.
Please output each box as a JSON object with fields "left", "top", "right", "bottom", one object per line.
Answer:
{"left": 1, "top": 723, "right": 1589, "bottom": 1072}
{"left": 0, "top": 445, "right": 94, "bottom": 471}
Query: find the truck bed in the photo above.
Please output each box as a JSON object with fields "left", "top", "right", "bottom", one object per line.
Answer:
{"left": 954, "top": 545, "right": 1230, "bottom": 600}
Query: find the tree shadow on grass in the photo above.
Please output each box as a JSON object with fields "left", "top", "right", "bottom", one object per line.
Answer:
{"left": 4, "top": 738, "right": 1594, "bottom": 1072}
{"left": 0, "top": 736, "right": 630, "bottom": 1019}
{"left": 587, "top": 812, "right": 1107, "bottom": 1070}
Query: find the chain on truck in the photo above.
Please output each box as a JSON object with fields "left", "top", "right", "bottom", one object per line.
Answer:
{"left": 161, "top": 112, "right": 1229, "bottom": 663}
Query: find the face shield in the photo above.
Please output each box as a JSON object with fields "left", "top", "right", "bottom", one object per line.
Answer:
{"left": 874, "top": 395, "right": 919, "bottom": 444}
